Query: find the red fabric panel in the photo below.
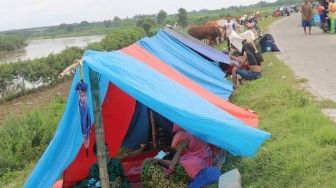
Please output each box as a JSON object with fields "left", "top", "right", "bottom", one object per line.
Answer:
{"left": 121, "top": 44, "right": 258, "bottom": 127}
{"left": 62, "top": 83, "right": 136, "bottom": 188}
{"left": 102, "top": 84, "right": 137, "bottom": 157}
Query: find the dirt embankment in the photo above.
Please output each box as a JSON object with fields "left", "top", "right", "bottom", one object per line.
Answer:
{"left": 0, "top": 81, "right": 71, "bottom": 124}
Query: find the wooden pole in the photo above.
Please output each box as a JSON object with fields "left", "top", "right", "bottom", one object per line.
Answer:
{"left": 149, "top": 110, "right": 158, "bottom": 149}
{"left": 89, "top": 68, "right": 109, "bottom": 188}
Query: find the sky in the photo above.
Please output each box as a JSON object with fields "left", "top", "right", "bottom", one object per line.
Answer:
{"left": 0, "top": 0, "right": 276, "bottom": 31}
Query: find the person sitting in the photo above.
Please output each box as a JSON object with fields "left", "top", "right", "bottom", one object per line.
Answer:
{"left": 141, "top": 125, "right": 211, "bottom": 188}
{"left": 74, "top": 143, "right": 129, "bottom": 188}
{"left": 231, "top": 40, "right": 263, "bottom": 89}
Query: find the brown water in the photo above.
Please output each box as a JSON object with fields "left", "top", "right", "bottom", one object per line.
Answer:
{"left": 0, "top": 35, "right": 104, "bottom": 63}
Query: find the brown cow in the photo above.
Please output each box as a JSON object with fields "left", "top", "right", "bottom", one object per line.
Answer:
{"left": 187, "top": 24, "right": 221, "bottom": 46}
{"left": 205, "top": 21, "right": 225, "bottom": 43}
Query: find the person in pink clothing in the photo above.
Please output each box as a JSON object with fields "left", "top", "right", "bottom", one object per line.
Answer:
{"left": 141, "top": 125, "right": 211, "bottom": 187}
{"left": 170, "top": 126, "right": 211, "bottom": 179}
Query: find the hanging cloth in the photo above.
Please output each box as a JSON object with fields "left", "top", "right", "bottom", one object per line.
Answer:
{"left": 75, "top": 63, "right": 92, "bottom": 157}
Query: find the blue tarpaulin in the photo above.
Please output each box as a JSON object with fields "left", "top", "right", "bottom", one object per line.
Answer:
{"left": 138, "top": 31, "right": 233, "bottom": 100}
{"left": 163, "top": 28, "right": 231, "bottom": 64}
{"left": 122, "top": 102, "right": 150, "bottom": 148}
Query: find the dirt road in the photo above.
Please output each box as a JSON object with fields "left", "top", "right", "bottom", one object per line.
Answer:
{"left": 270, "top": 13, "right": 336, "bottom": 102}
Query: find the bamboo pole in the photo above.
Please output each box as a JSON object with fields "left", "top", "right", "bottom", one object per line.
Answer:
{"left": 150, "top": 110, "right": 158, "bottom": 149}
{"left": 89, "top": 68, "right": 109, "bottom": 188}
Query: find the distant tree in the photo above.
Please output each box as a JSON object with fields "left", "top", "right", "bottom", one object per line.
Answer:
{"left": 113, "top": 16, "right": 121, "bottom": 23}
{"left": 58, "top": 23, "right": 74, "bottom": 32}
{"left": 80, "top": 21, "right": 89, "bottom": 27}
{"left": 136, "top": 17, "right": 145, "bottom": 28}
{"left": 103, "top": 20, "right": 112, "bottom": 28}
{"left": 65, "top": 25, "right": 74, "bottom": 32}
{"left": 177, "top": 8, "right": 188, "bottom": 28}
{"left": 143, "top": 18, "right": 155, "bottom": 36}
{"left": 157, "top": 10, "right": 167, "bottom": 25}
{"left": 256, "top": 0, "right": 271, "bottom": 7}
{"left": 59, "top": 23, "right": 67, "bottom": 29}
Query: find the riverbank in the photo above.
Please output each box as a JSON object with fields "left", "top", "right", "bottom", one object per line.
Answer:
{"left": 0, "top": 34, "right": 27, "bottom": 53}
{"left": 28, "top": 27, "right": 115, "bottom": 40}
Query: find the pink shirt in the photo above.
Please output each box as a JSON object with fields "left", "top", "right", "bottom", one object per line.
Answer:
{"left": 171, "top": 130, "right": 211, "bottom": 179}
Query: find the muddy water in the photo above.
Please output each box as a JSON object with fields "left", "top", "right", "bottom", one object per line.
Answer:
{"left": 0, "top": 35, "right": 104, "bottom": 63}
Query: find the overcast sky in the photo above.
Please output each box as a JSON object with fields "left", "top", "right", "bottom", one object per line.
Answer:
{"left": 0, "top": 0, "right": 276, "bottom": 31}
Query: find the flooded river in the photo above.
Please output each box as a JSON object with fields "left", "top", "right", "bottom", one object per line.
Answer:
{"left": 0, "top": 35, "right": 104, "bottom": 63}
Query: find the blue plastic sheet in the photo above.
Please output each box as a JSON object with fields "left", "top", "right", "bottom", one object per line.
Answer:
{"left": 138, "top": 31, "right": 233, "bottom": 99}
{"left": 25, "top": 65, "right": 109, "bottom": 188}
{"left": 122, "top": 102, "right": 150, "bottom": 148}
{"left": 163, "top": 28, "right": 230, "bottom": 64}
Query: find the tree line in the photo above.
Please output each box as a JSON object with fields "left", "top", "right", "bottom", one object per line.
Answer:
{"left": 1, "top": 7, "right": 189, "bottom": 39}
{"left": 0, "top": 34, "right": 27, "bottom": 52}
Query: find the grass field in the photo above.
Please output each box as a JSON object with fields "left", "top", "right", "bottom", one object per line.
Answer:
{"left": 220, "top": 17, "right": 336, "bottom": 187}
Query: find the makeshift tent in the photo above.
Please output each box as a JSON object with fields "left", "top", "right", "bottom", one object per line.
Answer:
{"left": 24, "top": 30, "right": 270, "bottom": 188}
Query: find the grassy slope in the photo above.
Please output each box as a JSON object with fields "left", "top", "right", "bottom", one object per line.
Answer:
{"left": 0, "top": 96, "right": 67, "bottom": 187}
{"left": 223, "top": 18, "right": 336, "bottom": 187}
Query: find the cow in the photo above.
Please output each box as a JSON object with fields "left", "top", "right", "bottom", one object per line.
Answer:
{"left": 187, "top": 25, "right": 221, "bottom": 46}
{"left": 204, "top": 20, "right": 225, "bottom": 43}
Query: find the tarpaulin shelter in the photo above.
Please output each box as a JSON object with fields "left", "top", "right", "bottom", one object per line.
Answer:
{"left": 24, "top": 29, "right": 270, "bottom": 188}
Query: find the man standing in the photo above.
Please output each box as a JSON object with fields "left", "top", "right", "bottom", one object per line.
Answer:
{"left": 224, "top": 15, "right": 237, "bottom": 51}
{"left": 301, "top": 0, "right": 313, "bottom": 35}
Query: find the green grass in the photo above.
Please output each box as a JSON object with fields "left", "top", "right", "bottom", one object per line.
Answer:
{"left": 219, "top": 17, "right": 336, "bottom": 187}
{"left": 0, "top": 96, "right": 66, "bottom": 187}
{"left": 259, "top": 17, "right": 280, "bottom": 34}
{"left": 224, "top": 53, "right": 336, "bottom": 187}
{"left": 316, "top": 99, "right": 336, "bottom": 109}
